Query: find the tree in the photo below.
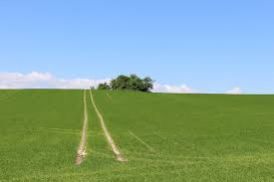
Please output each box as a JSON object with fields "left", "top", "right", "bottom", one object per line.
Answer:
{"left": 97, "top": 82, "right": 111, "bottom": 90}
{"left": 97, "top": 74, "right": 154, "bottom": 92}
{"left": 129, "top": 74, "right": 143, "bottom": 91}
{"left": 142, "top": 77, "right": 153, "bottom": 92}
{"left": 110, "top": 75, "right": 130, "bottom": 90}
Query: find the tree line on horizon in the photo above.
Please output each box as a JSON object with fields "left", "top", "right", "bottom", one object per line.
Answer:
{"left": 97, "top": 74, "right": 153, "bottom": 92}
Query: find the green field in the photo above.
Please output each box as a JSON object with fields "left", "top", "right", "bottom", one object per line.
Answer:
{"left": 1, "top": 90, "right": 274, "bottom": 181}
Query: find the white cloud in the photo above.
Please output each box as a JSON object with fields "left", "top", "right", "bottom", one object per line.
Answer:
{"left": 0, "top": 72, "right": 243, "bottom": 94}
{"left": 0, "top": 72, "right": 110, "bottom": 89}
{"left": 226, "top": 87, "right": 242, "bottom": 94}
{"left": 0, "top": 72, "right": 196, "bottom": 92}
{"left": 153, "top": 83, "right": 195, "bottom": 93}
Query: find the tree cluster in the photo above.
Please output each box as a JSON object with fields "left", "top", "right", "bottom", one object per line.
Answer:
{"left": 97, "top": 74, "right": 153, "bottom": 92}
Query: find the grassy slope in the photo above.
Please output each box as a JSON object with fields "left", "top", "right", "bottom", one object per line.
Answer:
{"left": 93, "top": 91, "right": 274, "bottom": 181}
{"left": 0, "top": 90, "right": 93, "bottom": 181}
{"left": 0, "top": 90, "right": 127, "bottom": 181}
{"left": 1, "top": 90, "right": 274, "bottom": 181}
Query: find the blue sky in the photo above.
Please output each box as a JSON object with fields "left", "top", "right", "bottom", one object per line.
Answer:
{"left": 0, "top": 0, "right": 273, "bottom": 93}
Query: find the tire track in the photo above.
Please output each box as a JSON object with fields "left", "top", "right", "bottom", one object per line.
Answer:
{"left": 129, "top": 131, "right": 155, "bottom": 153}
{"left": 106, "top": 93, "right": 112, "bottom": 101}
{"left": 89, "top": 90, "right": 127, "bottom": 162}
{"left": 75, "top": 90, "right": 89, "bottom": 165}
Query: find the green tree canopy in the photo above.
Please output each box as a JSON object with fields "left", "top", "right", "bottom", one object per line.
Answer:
{"left": 97, "top": 83, "right": 111, "bottom": 90}
{"left": 97, "top": 74, "right": 153, "bottom": 92}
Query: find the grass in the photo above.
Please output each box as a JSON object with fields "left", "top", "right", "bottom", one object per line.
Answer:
{"left": 1, "top": 90, "right": 274, "bottom": 181}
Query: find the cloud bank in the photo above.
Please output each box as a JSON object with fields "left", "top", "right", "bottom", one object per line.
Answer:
{"left": 0, "top": 72, "right": 110, "bottom": 89}
{"left": 0, "top": 71, "right": 243, "bottom": 94}
{"left": 226, "top": 87, "right": 242, "bottom": 94}
{"left": 0, "top": 72, "right": 196, "bottom": 93}
{"left": 153, "top": 83, "right": 195, "bottom": 93}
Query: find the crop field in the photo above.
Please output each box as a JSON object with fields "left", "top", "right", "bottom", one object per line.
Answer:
{"left": 1, "top": 90, "right": 274, "bottom": 181}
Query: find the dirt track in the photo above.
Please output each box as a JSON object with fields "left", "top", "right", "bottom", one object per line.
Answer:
{"left": 89, "top": 90, "right": 127, "bottom": 162}
{"left": 75, "top": 90, "right": 89, "bottom": 165}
